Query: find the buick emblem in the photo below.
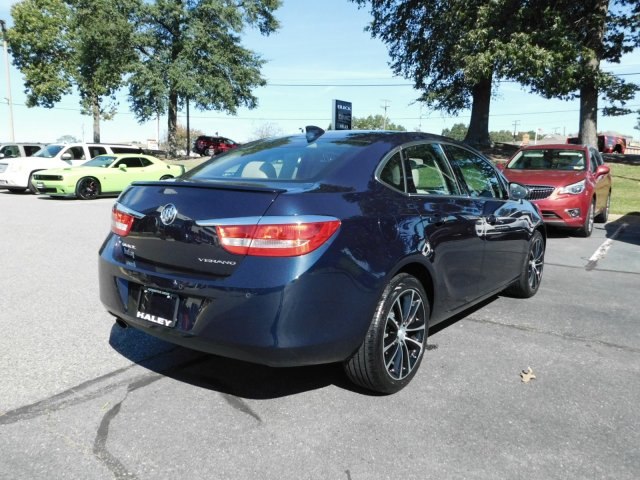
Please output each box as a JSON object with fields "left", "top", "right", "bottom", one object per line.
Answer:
{"left": 160, "top": 204, "right": 178, "bottom": 225}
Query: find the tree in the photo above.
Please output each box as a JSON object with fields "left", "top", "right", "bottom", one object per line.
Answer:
{"left": 8, "top": 0, "right": 137, "bottom": 142}
{"left": 508, "top": 0, "right": 639, "bottom": 147}
{"left": 250, "top": 122, "right": 284, "bottom": 140}
{"left": 56, "top": 134, "right": 80, "bottom": 143}
{"left": 128, "top": 0, "right": 281, "bottom": 155}
{"left": 352, "top": 114, "right": 406, "bottom": 131}
{"left": 353, "top": 0, "right": 532, "bottom": 147}
{"left": 441, "top": 123, "right": 467, "bottom": 141}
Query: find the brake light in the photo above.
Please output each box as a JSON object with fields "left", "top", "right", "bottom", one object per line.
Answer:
{"left": 111, "top": 205, "right": 135, "bottom": 236}
{"left": 216, "top": 219, "right": 341, "bottom": 256}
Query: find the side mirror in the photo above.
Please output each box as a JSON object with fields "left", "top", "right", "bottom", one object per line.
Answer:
{"left": 596, "top": 165, "right": 610, "bottom": 176}
{"left": 119, "top": 164, "right": 127, "bottom": 171}
{"left": 509, "top": 182, "right": 529, "bottom": 201}
{"left": 61, "top": 152, "right": 73, "bottom": 161}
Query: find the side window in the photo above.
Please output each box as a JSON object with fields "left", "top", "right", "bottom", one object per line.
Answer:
{"left": 1, "top": 145, "right": 19, "bottom": 157}
{"left": 140, "top": 157, "right": 152, "bottom": 167}
{"left": 24, "top": 146, "right": 41, "bottom": 156}
{"left": 402, "top": 143, "right": 459, "bottom": 195}
{"left": 589, "top": 148, "right": 602, "bottom": 171}
{"left": 443, "top": 145, "right": 504, "bottom": 199}
{"left": 378, "top": 152, "right": 405, "bottom": 192}
{"left": 116, "top": 157, "right": 144, "bottom": 168}
{"left": 66, "top": 147, "right": 86, "bottom": 160}
{"left": 90, "top": 147, "right": 107, "bottom": 158}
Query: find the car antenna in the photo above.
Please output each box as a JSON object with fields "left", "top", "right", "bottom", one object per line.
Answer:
{"left": 305, "top": 125, "right": 325, "bottom": 143}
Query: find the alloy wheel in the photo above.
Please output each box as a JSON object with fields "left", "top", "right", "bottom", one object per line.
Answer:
{"left": 383, "top": 288, "right": 426, "bottom": 381}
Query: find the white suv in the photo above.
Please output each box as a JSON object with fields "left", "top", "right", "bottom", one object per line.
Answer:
{"left": 0, "top": 143, "right": 143, "bottom": 193}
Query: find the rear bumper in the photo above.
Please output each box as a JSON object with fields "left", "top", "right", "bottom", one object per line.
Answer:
{"left": 0, "top": 172, "right": 27, "bottom": 189}
{"left": 98, "top": 234, "right": 378, "bottom": 367}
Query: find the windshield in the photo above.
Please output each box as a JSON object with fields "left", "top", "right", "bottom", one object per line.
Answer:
{"left": 33, "top": 144, "right": 64, "bottom": 158}
{"left": 82, "top": 155, "right": 116, "bottom": 168}
{"left": 184, "top": 134, "right": 369, "bottom": 182}
{"left": 506, "top": 149, "right": 586, "bottom": 171}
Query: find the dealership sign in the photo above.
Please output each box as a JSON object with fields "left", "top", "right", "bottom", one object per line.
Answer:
{"left": 332, "top": 99, "right": 352, "bottom": 130}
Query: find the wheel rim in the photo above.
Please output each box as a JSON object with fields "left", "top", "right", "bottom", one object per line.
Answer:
{"left": 383, "top": 288, "right": 426, "bottom": 381}
{"left": 527, "top": 236, "right": 544, "bottom": 290}
{"left": 79, "top": 178, "right": 98, "bottom": 199}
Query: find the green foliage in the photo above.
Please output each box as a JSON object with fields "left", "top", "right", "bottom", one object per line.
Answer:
{"left": 352, "top": 114, "right": 406, "bottom": 131}
{"left": 129, "top": 0, "right": 281, "bottom": 153}
{"left": 441, "top": 123, "right": 468, "bottom": 141}
{"left": 8, "top": 0, "right": 137, "bottom": 141}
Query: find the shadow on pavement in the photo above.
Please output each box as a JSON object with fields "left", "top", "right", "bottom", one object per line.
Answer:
{"left": 605, "top": 212, "right": 640, "bottom": 246}
{"left": 108, "top": 323, "right": 366, "bottom": 398}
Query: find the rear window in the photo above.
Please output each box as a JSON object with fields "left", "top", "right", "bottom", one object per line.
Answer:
{"left": 184, "top": 135, "right": 367, "bottom": 182}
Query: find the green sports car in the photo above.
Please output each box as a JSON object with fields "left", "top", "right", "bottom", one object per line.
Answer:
{"left": 32, "top": 154, "right": 185, "bottom": 199}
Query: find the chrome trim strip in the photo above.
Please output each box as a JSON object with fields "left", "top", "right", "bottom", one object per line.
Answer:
{"left": 196, "top": 215, "right": 339, "bottom": 227}
{"left": 114, "top": 202, "right": 145, "bottom": 219}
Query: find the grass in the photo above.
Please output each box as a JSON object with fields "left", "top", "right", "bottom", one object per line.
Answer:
{"left": 608, "top": 163, "right": 640, "bottom": 216}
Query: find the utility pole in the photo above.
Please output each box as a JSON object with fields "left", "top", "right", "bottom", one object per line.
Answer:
{"left": 0, "top": 20, "right": 15, "bottom": 142}
{"left": 381, "top": 99, "right": 391, "bottom": 130}
{"left": 512, "top": 120, "right": 520, "bottom": 141}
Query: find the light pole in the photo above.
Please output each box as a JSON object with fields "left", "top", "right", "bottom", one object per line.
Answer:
{"left": 0, "top": 20, "right": 15, "bottom": 142}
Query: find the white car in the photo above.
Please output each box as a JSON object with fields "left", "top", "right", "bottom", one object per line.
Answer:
{"left": 0, "top": 143, "right": 144, "bottom": 193}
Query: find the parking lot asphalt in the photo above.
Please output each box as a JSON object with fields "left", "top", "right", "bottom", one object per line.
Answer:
{"left": 0, "top": 192, "right": 638, "bottom": 480}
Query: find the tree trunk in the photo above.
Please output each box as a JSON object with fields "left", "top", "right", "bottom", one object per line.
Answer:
{"left": 577, "top": 0, "right": 608, "bottom": 148}
{"left": 92, "top": 95, "right": 100, "bottom": 143}
{"left": 167, "top": 89, "right": 178, "bottom": 156}
{"left": 578, "top": 76, "right": 598, "bottom": 148}
{"left": 464, "top": 76, "right": 492, "bottom": 148}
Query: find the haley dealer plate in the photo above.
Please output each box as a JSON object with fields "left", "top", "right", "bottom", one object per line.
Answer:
{"left": 136, "top": 287, "right": 179, "bottom": 328}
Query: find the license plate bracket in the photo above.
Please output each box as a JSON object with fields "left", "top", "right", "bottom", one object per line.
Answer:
{"left": 136, "top": 287, "right": 179, "bottom": 328}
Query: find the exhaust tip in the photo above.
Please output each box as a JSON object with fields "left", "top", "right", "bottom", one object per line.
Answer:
{"left": 115, "top": 318, "right": 129, "bottom": 329}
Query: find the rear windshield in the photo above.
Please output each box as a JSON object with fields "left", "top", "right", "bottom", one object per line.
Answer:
{"left": 506, "top": 149, "right": 586, "bottom": 171}
{"left": 184, "top": 135, "right": 370, "bottom": 182}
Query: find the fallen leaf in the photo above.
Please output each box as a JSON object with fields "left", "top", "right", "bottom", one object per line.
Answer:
{"left": 520, "top": 366, "right": 536, "bottom": 383}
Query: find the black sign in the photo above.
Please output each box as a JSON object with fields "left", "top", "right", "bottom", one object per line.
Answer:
{"left": 332, "top": 99, "right": 352, "bottom": 130}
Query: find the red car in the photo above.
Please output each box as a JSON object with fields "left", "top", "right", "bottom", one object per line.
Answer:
{"left": 499, "top": 144, "right": 612, "bottom": 237}
{"left": 193, "top": 136, "right": 239, "bottom": 157}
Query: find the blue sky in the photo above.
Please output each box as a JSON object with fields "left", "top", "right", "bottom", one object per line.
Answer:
{"left": 1, "top": 0, "right": 639, "bottom": 146}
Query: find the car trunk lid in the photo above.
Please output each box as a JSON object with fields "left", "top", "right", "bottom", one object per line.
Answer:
{"left": 114, "top": 181, "right": 284, "bottom": 276}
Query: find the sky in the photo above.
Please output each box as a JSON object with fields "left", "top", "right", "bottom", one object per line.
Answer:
{"left": 1, "top": 0, "right": 640, "bottom": 147}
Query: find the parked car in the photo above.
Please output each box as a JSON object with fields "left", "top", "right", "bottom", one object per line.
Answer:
{"left": 498, "top": 144, "right": 611, "bottom": 237}
{"left": 0, "top": 143, "right": 144, "bottom": 193}
{"left": 192, "top": 135, "right": 239, "bottom": 156}
{"left": 567, "top": 134, "right": 626, "bottom": 154}
{"left": 99, "top": 128, "right": 545, "bottom": 394}
{"left": 0, "top": 142, "right": 44, "bottom": 159}
{"left": 32, "top": 154, "right": 185, "bottom": 199}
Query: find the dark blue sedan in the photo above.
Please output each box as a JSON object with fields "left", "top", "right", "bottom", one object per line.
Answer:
{"left": 99, "top": 128, "right": 545, "bottom": 394}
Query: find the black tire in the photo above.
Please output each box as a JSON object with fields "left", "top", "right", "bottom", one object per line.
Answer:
{"left": 577, "top": 200, "right": 595, "bottom": 237}
{"left": 594, "top": 193, "right": 610, "bottom": 223}
{"left": 75, "top": 177, "right": 101, "bottom": 200}
{"left": 344, "top": 273, "right": 429, "bottom": 394}
{"left": 504, "top": 230, "right": 545, "bottom": 298}
{"left": 28, "top": 173, "right": 38, "bottom": 194}
{"left": 7, "top": 187, "right": 26, "bottom": 193}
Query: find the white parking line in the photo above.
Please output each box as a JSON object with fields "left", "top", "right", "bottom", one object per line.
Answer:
{"left": 585, "top": 223, "right": 628, "bottom": 271}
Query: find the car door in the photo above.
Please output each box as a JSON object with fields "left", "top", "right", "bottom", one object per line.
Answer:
{"left": 441, "top": 144, "right": 530, "bottom": 294}
{"left": 110, "top": 157, "right": 147, "bottom": 191}
{"left": 400, "top": 142, "right": 486, "bottom": 311}
{"left": 589, "top": 147, "right": 610, "bottom": 211}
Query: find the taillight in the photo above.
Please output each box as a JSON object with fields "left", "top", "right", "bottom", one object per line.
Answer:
{"left": 216, "top": 218, "right": 341, "bottom": 256}
{"left": 111, "top": 205, "right": 135, "bottom": 236}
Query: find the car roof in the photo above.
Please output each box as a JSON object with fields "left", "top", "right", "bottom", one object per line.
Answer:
{"left": 309, "top": 129, "right": 468, "bottom": 148}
